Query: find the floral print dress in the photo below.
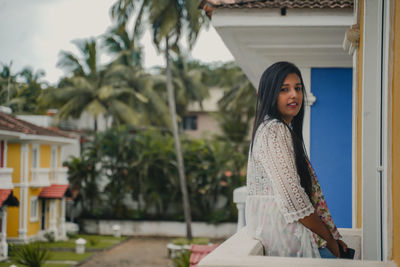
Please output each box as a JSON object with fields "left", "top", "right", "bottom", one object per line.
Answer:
{"left": 308, "top": 160, "right": 342, "bottom": 247}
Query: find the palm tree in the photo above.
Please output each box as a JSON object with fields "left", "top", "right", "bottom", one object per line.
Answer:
{"left": 9, "top": 67, "right": 47, "bottom": 114}
{"left": 110, "top": 0, "right": 206, "bottom": 239}
{"left": 152, "top": 55, "right": 209, "bottom": 121}
{"left": 102, "top": 23, "right": 143, "bottom": 67}
{"left": 39, "top": 38, "right": 146, "bottom": 130}
{"left": 0, "top": 62, "right": 17, "bottom": 106}
{"left": 102, "top": 24, "right": 171, "bottom": 128}
{"left": 216, "top": 62, "right": 256, "bottom": 146}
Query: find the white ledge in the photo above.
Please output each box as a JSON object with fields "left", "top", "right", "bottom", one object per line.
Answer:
{"left": 199, "top": 227, "right": 397, "bottom": 267}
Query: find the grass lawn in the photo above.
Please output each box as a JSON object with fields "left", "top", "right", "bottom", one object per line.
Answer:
{"left": 3, "top": 234, "right": 126, "bottom": 267}
{"left": 0, "top": 261, "right": 73, "bottom": 267}
{"left": 49, "top": 251, "right": 93, "bottom": 261}
{"left": 38, "top": 234, "right": 127, "bottom": 250}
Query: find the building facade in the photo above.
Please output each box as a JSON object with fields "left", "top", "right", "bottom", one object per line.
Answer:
{"left": 0, "top": 111, "right": 77, "bottom": 250}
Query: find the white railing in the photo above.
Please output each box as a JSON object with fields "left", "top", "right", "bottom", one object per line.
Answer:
{"left": 199, "top": 227, "right": 396, "bottom": 267}
{"left": 30, "top": 168, "right": 50, "bottom": 187}
{"left": 49, "top": 168, "right": 68, "bottom": 185}
{"left": 233, "top": 186, "right": 247, "bottom": 231}
{"left": 0, "top": 168, "right": 13, "bottom": 189}
{"left": 214, "top": 186, "right": 380, "bottom": 267}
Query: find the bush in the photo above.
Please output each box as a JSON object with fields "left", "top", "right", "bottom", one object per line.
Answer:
{"left": 44, "top": 231, "right": 55, "bottom": 243}
{"left": 88, "top": 237, "right": 99, "bottom": 246}
{"left": 172, "top": 250, "right": 191, "bottom": 267}
{"left": 11, "top": 243, "right": 51, "bottom": 267}
{"left": 66, "top": 127, "right": 247, "bottom": 223}
{"left": 66, "top": 232, "right": 78, "bottom": 239}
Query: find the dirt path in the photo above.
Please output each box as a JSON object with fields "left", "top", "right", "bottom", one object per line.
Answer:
{"left": 80, "top": 237, "right": 172, "bottom": 267}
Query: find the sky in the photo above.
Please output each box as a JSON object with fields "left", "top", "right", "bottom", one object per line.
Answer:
{"left": 0, "top": 0, "right": 233, "bottom": 85}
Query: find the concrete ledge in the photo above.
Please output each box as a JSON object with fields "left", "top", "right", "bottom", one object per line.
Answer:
{"left": 199, "top": 227, "right": 397, "bottom": 267}
{"left": 82, "top": 220, "right": 236, "bottom": 238}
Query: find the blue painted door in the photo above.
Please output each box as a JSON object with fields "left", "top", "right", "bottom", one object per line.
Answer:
{"left": 310, "top": 68, "right": 352, "bottom": 228}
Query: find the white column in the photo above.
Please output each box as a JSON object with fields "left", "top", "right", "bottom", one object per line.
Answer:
{"left": 235, "top": 203, "right": 246, "bottom": 232}
{"left": 299, "top": 67, "right": 316, "bottom": 156}
{"left": 233, "top": 186, "right": 247, "bottom": 232}
{"left": 49, "top": 200, "right": 57, "bottom": 237}
{"left": 4, "top": 141, "right": 7, "bottom": 166}
{"left": 18, "top": 144, "right": 28, "bottom": 240}
{"left": 361, "top": 0, "right": 386, "bottom": 261}
{"left": 59, "top": 198, "right": 66, "bottom": 239}
{"left": 0, "top": 207, "right": 8, "bottom": 258}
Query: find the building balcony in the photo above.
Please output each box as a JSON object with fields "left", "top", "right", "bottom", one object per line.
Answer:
{"left": 0, "top": 168, "right": 13, "bottom": 189}
{"left": 30, "top": 168, "right": 50, "bottom": 187}
{"left": 49, "top": 168, "right": 69, "bottom": 185}
{"left": 198, "top": 227, "right": 394, "bottom": 267}
{"left": 198, "top": 186, "right": 395, "bottom": 267}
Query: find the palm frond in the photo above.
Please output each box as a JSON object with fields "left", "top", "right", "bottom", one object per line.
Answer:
{"left": 57, "top": 51, "right": 85, "bottom": 76}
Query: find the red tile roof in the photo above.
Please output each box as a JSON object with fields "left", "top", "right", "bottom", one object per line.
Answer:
{"left": 0, "top": 112, "right": 73, "bottom": 138}
{"left": 202, "top": 0, "right": 353, "bottom": 9}
{"left": 190, "top": 244, "right": 219, "bottom": 267}
{"left": 200, "top": 0, "right": 353, "bottom": 17}
{"left": 0, "top": 189, "right": 12, "bottom": 207}
{"left": 39, "top": 184, "right": 69, "bottom": 199}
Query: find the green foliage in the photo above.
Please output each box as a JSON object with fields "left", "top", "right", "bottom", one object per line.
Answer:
{"left": 11, "top": 243, "right": 51, "bottom": 267}
{"left": 172, "top": 250, "right": 191, "bottom": 267}
{"left": 88, "top": 237, "right": 99, "bottom": 247}
{"left": 153, "top": 55, "right": 210, "bottom": 119}
{"left": 0, "top": 63, "right": 47, "bottom": 114}
{"left": 66, "top": 232, "right": 78, "bottom": 240}
{"left": 64, "top": 125, "right": 247, "bottom": 223}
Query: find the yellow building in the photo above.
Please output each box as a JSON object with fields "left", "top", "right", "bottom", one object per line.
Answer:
{"left": 0, "top": 136, "right": 19, "bottom": 260}
{"left": 0, "top": 110, "right": 77, "bottom": 245}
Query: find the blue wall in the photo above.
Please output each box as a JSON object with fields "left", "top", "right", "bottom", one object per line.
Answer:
{"left": 310, "top": 68, "right": 353, "bottom": 228}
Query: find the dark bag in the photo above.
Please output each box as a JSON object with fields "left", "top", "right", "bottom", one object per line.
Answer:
{"left": 338, "top": 242, "right": 355, "bottom": 259}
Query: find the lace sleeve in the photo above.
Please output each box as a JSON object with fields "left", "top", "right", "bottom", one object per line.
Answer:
{"left": 308, "top": 162, "right": 342, "bottom": 241}
{"left": 258, "top": 121, "right": 314, "bottom": 224}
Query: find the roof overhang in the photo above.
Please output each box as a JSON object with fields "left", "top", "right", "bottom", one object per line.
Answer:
{"left": 210, "top": 7, "right": 354, "bottom": 87}
{"left": 0, "top": 130, "right": 78, "bottom": 145}
{"left": 39, "top": 184, "right": 71, "bottom": 199}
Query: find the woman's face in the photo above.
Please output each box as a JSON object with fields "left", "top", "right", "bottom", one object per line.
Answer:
{"left": 277, "top": 73, "right": 303, "bottom": 125}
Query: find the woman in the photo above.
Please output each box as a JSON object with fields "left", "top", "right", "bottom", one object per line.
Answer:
{"left": 245, "top": 61, "right": 348, "bottom": 258}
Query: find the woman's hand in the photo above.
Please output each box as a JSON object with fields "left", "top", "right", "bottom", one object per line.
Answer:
{"left": 326, "top": 239, "right": 340, "bottom": 257}
{"left": 337, "top": 239, "right": 348, "bottom": 253}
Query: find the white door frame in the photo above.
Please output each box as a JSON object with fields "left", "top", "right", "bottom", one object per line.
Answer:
{"left": 361, "top": 0, "right": 391, "bottom": 261}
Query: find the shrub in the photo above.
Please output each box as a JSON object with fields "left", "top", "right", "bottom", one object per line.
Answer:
{"left": 12, "top": 243, "right": 51, "bottom": 267}
{"left": 66, "top": 232, "right": 78, "bottom": 239}
{"left": 172, "top": 250, "right": 191, "bottom": 267}
{"left": 44, "top": 231, "right": 55, "bottom": 243}
{"left": 88, "top": 237, "right": 99, "bottom": 246}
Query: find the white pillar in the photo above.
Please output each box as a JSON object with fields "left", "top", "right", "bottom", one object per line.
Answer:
{"left": 59, "top": 198, "right": 66, "bottom": 239}
{"left": 18, "top": 144, "right": 29, "bottom": 240}
{"left": 299, "top": 67, "right": 316, "bottom": 156}
{"left": 0, "top": 207, "right": 8, "bottom": 258}
{"left": 233, "top": 186, "right": 247, "bottom": 232}
{"left": 49, "top": 200, "right": 57, "bottom": 238}
{"left": 235, "top": 203, "right": 246, "bottom": 232}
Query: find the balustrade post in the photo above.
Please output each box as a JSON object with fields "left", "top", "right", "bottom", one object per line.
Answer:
{"left": 233, "top": 186, "right": 247, "bottom": 232}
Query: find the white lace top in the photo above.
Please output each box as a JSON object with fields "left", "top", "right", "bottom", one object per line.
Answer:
{"left": 245, "top": 118, "right": 320, "bottom": 258}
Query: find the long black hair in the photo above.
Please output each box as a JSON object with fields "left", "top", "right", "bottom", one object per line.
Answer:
{"left": 251, "top": 61, "right": 312, "bottom": 199}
